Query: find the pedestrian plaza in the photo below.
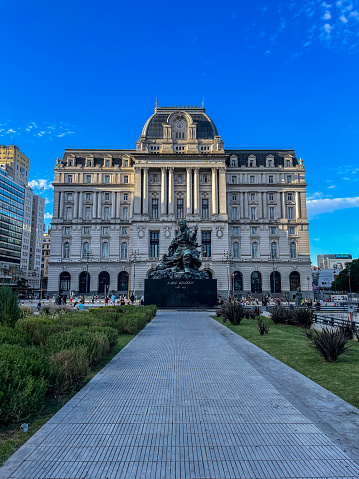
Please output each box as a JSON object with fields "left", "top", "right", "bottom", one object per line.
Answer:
{"left": 1, "top": 311, "right": 359, "bottom": 478}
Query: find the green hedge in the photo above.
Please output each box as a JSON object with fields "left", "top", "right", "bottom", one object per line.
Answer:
{"left": 0, "top": 326, "right": 31, "bottom": 347}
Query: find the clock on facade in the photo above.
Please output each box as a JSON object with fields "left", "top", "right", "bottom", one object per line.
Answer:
{"left": 176, "top": 121, "right": 184, "bottom": 129}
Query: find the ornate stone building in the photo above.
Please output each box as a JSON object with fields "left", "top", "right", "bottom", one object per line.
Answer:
{"left": 47, "top": 105, "right": 311, "bottom": 298}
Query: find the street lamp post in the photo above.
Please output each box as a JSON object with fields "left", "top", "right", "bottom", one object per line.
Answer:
{"left": 83, "top": 251, "right": 93, "bottom": 295}
{"left": 222, "top": 251, "right": 233, "bottom": 300}
{"left": 307, "top": 276, "right": 310, "bottom": 301}
{"left": 130, "top": 250, "right": 140, "bottom": 298}
{"left": 348, "top": 264, "right": 352, "bottom": 303}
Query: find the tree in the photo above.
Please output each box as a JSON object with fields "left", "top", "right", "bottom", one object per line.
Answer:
{"left": 0, "top": 286, "right": 21, "bottom": 327}
{"left": 332, "top": 259, "right": 359, "bottom": 293}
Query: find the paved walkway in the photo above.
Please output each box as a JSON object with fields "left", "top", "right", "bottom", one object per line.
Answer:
{"left": 1, "top": 311, "right": 359, "bottom": 479}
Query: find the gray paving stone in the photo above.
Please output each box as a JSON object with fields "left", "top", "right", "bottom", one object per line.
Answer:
{"left": 1, "top": 311, "right": 359, "bottom": 478}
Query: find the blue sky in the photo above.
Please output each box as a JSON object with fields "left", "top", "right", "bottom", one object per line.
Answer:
{"left": 1, "top": 0, "right": 358, "bottom": 264}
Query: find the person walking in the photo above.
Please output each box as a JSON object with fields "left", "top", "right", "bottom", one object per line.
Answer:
{"left": 111, "top": 293, "right": 116, "bottom": 305}
{"left": 104, "top": 295, "right": 109, "bottom": 306}
{"left": 130, "top": 293, "right": 135, "bottom": 305}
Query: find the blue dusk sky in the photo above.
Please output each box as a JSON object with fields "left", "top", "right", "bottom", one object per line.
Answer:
{"left": 1, "top": 0, "right": 358, "bottom": 264}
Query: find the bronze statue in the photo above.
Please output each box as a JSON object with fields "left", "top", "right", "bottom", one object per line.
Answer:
{"left": 149, "top": 220, "right": 209, "bottom": 279}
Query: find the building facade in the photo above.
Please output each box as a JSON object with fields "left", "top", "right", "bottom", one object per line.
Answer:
{"left": 41, "top": 228, "right": 51, "bottom": 293}
{"left": 0, "top": 145, "right": 29, "bottom": 187}
{"left": 317, "top": 254, "right": 353, "bottom": 271}
{"left": 48, "top": 105, "right": 312, "bottom": 298}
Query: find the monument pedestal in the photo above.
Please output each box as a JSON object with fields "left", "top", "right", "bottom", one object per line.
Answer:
{"left": 144, "top": 279, "right": 217, "bottom": 308}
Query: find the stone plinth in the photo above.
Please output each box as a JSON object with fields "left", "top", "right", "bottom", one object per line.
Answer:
{"left": 144, "top": 278, "right": 217, "bottom": 307}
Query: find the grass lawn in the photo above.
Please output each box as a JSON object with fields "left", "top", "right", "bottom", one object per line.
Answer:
{"left": 217, "top": 317, "right": 359, "bottom": 410}
{"left": 0, "top": 335, "right": 134, "bottom": 466}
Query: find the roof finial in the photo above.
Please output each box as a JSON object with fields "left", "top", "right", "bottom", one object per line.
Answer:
{"left": 202, "top": 97, "right": 205, "bottom": 107}
{"left": 299, "top": 157, "right": 303, "bottom": 165}
{"left": 155, "top": 97, "right": 158, "bottom": 108}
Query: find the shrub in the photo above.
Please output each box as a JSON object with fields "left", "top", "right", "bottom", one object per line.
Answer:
{"left": 253, "top": 306, "right": 261, "bottom": 318}
{"left": 20, "top": 305, "right": 34, "bottom": 318}
{"left": 305, "top": 327, "right": 350, "bottom": 363}
{"left": 0, "top": 325, "right": 31, "bottom": 347}
{"left": 17, "top": 318, "right": 52, "bottom": 345}
{"left": 220, "top": 302, "right": 245, "bottom": 325}
{"left": 0, "top": 344, "right": 50, "bottom": 423}
{"left": 50, "top": 349, "right": 89, "bottom": 394}
{"left": 338, "top": 320, "right": 356, "bottom": 340}
{"left": 292, "top": 308, "right": 314, "bottom": 329}
{"left": 0, "top": 286, "right": 21, "bottom": 327}
{"left": 257, "top": 318, "right": 270, "bottom": 335}
{"left": 270, "top": 306, "right": 292, "bottom": 325}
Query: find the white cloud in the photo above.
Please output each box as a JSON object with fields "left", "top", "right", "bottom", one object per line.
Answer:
{"left": 307, "top": 196, "right": 359, "bottom": 217}
{"left": 44, "top": 212, "right": 53, "bottom": 219}
{"left": 28, "top": 179, "right": 53, "bottom": 190}
{"left": 340, "top": 14, "right": 348, "bottom": 21}
{"left": 56, "top": 131, "right": 74, "bottom": 138}
{"left": 324, "top": 11, "right": 332, "bottom": 18}
{"left": 324, "top": 23, "right": 333, "bottom": 33}
{"left": 328, "top": 185, "right": 336, "bottom": 188}
{"left": 350, "top": 10, "right": 359, "bottom": 17}
{"left": 6, "top": 128, "right": 16, "bottom": 133}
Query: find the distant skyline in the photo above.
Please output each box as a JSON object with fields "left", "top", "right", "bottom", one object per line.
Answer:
{"left": 1, "top": 0, "right": 358, "bottom": 264}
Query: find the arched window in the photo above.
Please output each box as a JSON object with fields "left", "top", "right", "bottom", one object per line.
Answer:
{"left": 118, "top": 271, "right": 128, "bottom": 291}
{"left": 79, "top": 271, "right": 90, "bottom": 293}
{"left": 232, "top": 271, "right": 243, "bottom": 292}
{"left": 271, "top": 242, "right": 277, "bottom": 259}
{"left": 290, "top": 242, "right": 296, "bottom": 258}
{"left": 98, "top": 271, "right": 110, "bottom": 294}
{"left": 233, "top": 242, "right": 239, "bottom": 259}
{"left": 82, "top": 242, "right": 89, "bottom": 259}
{"left": 102, "top": 242, "right": 109, "bottom": 259}
{"left": 63, "top": 242, "right": 70, "bottom": 259}
{"left": 270, "top": 271, "right": 281, "bottom": 293}
{"left": 290, "top": 271, "right": 301, "bottom": 291}
{"left": 251, "top": 271, "right": 262, "bottom": 293}
{"left": 121, "top": 242, "right": 127, "bottom": 259}
{"left": 59, "top": 272, "right": 71, "bottom": 292}
{"left": 252, "top": 242, "right": 258, "bottom": 259}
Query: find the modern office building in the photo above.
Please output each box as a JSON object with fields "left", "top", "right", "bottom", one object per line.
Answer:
{"left": 48, "top": 105, "right": 312, "bottom": 298}
{"left": 0, "top": 145, "right": 29, "bottom": 186}
{"left": 27, "top": 195, "right": 45, "bottom": 291}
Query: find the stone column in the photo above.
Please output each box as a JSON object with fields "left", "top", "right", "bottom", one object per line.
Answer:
{"left": 111, "top": 192, "right": 116, "bottom": 218}
{"left": 241, "top": 192, "right": 245, "bottom": 218}
{"left": 212, "top": 168, "right": 218, "bottom": 215}
{"left": 186, "top": 168, "right": 192, "bottom": 215}
{"left": 134, "top": 167, "right": 142, "bottom": 215}
{"left": 78, "top": 192, "right": 83, "bottom": 219}
{"left": 161, "top": 167, "right": 167, "bottom": 216}
{"left": 93, "top": 192, "right": 97, "bottom": 218}
{"left": 59, "top": 192, "right": 64, "bottom": 219}
{"left": 143, "top": 168, "right": 149, "bottom": 216}
{"left": 295, "top": 192, "right": 300, "bottom": 219}
{"left": 219, "top": 168, "right": 227, "bottom": 215}
{"left": 258, "top": 192, "right": 263, "bottom": 219}
{"left": 281, "top": 192, "right": 286, "bottom": 219}
{"left": 74, "top": 191, "right": 79, "bottom": 219}
{"left": 117, "top": 191, "right": 121, "bottom": 218}
{"left": 194, "top": 168, "right": 199, "bottom": 215}
{"left": 97, "top": 191, "right": 102, "bottom": 219}
{"left": 168, "top": 167, "right": 174, "bottom": 215}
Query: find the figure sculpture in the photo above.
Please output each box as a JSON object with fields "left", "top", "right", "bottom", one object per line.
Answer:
{"left": 149, "top": 220, "right": 209, "bottom": 280}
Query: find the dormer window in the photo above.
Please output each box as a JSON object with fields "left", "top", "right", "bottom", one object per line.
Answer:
{"left": 248, "top": 155, "right": 256, "bottom": 167}
{"left": 266, "top": 156, "right": 275, "bottom": 167}
{"left": 68, "top": 160, "right": 73, "bottom": 167}
{"left": 124, "top": 159, "right": 129, "bottom": 167}
{"left": 173, "top": 118, "right": 187, "bottom": 140}
{"left": 268, "top": 160, "right": 273, "bottom": 167}
{"left": 231, "top": 160, "right": 236, "bottom": 167}
{"left": 286, "top": 158, "right": 292, "bottom": 167}
{"left": 86, "top": 159, "right": 92, "bottom": 167}
{"left": 105, "top": 159, "right": 110, "bottom": 167}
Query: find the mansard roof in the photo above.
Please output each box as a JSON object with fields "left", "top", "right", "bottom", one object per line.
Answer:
{"left": 141, "top": 106, "right": 218, "bottom": 139}
{"left": 225, "top": 149, "right": 298, "bottom": 167}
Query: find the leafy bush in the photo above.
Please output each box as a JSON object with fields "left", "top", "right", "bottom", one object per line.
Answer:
{"left": 257, "top": 318, "right": 270, "bottom": 335}
{"left": 305, "top": 327, "right": 350, "bottom": 363}
{"left": 17, "top": 318, "right": 52, "bottom": 345}
{"left": 220, "top": 302, "right": 245, "bottom": 325}
{"left": 20, "top": 305, "right": 34, "bottom": 318}
{"left": 50, "top": 349, "right": 89, "bottom": 394}
{"left": 0, "top": 344, "right": 50, "bottom": 423}
{"left": 270, "top": 306, "right": 293, "bottom": 325}
{"left": 0, "top": 325, "right": 31, "bottom": 347}
{"left": 0, "top": 286, "right": 21, "bottom": 327}
{"left": 291, "top": 308, "right": 314, "bottom": 329}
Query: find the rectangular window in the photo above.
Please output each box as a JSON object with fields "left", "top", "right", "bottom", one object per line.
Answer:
{"left": 124, "top": 159, "right": 129, "bottom": 167}
{"left": 250, "top": 193, "right": 255, "bottom": 201}
{"left": 177, "top": 198, "right": 184, "bottom": 218}
{"left": 86, "top": 159, "right": 92, "bottom": 167}
{"left": 286, "top": 160, "right": 291, "bottom": 167}
{"left": 124, "top": 193, "right": 128, "bottom": 201}
{"left": 269, "top": 207, "right": 275, "bottom": 220}
{"left": 231, "top": 176, "right": 237, "bottom": 184}
{"left": 250, "top": 176, "right": 255, "bottom": 184}
{"left": 202, "top": 198, "right": 209, "bottom": 218}
{"left": 83, "top": 227, "right": 90, "bottom": 234}
{"left": 102, "top": 227, "right": 109, "bottom": 235}
{"left": 123, "top": 207, "right": 128, "bottom": 220}
{"left": 67, "top": 175, "right": 73, "bottom": 183}
{"left": 250, "top": 207, "right": 256, "bottom": 220}
{"left": 105, "top": 159, "right": 110, "bottom": 167}
{"left": 152, "top": 174, "right": 158, "bottom": 183}
{"left": 64, "top": 227, "right": 71, "bottom": 235}
{"left": 267, "top": 160, "right": 273, "bottom": 167}
{"left": 231, "top": 160, "right": 236, "bottom": 167}
{"left": 85, "top": 207, "right": 91, "bottom": 220}
{"left": 68, "top": 160, "right": 73, "bottom": 166}
{"left": 66, "top": 207, "right": 72, "bottom": 220}
{"left": 85, "top": 193, "right": 91, "bottom": 201}
{"left": 104, "top": 175, "right": 110, "bottom": 184}
{"left": 270, "top": 227, "right": 276, "bottom": 235}
{"left": 150, "top": 231, "right": 159, "bottom": 258}
{"left": 268, "top": 193, "right": 274, "bottom": 201}
{"left": 124, "top": 175, "right": 129, "bottom": 184}
{"left": 67, "top": 193, "right": 73, "bottom": 201}
{"left": 287, "top": 175, "right": 292, "bottom": 183}
{"left": 251, "top": 227, "right": 257, "bottom": 235}
{"left": 104, "top": 192, "right": 110, "bottom": 201}
{"left": 152, "top": 198, "right": 158, "bottom": 218}
{"left": 231, "top": 207, "right": 238, "bottom": 220}
{"left": 85, "top": 175, "right": 91, "bottom": 183}
{"left": 269, "top": 176, "right": 274, "bottom": 184}
{"left": 287, "top": 192, "right": 293, "bottom": 201}
{"left": 122, "top": 227, "right": 127, "bottom": 234}
{"left": 288, "top": 207, "right": 294, "bottom": 220}
{"left": 202, "top": 231, "right": 211, "bottom": 257}
{"left": 289, "top": 227, "right": 295, "bottom": 235}
{"left": 202, "top": 174, "right": 208, "bottom": 183}
{"left": 232, "top": 195, "right": 237, "bottom": 201}
{"left": 104, "top": 207, "right": 110, "bottom": 220}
